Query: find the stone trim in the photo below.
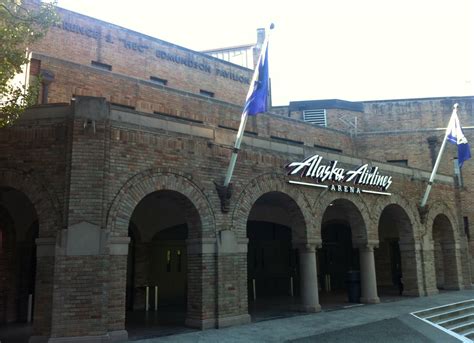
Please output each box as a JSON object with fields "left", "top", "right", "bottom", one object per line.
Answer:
{"left": 36, "top": 238, "right": 56, "bottom": 257}
{"left": 108, "top": 237, "right": 131, "bottom": 256}
{"left": 186, "top": 238, "right": 217, "bottom": 255}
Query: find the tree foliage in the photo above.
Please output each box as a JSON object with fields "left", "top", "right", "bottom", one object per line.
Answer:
{"left": 0, "top": 0, "right": 58, "bottom": 127}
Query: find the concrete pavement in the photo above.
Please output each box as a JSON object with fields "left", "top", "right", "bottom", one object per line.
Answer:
{"left": 134, "top": 290, "right": 474, "bottom": 342}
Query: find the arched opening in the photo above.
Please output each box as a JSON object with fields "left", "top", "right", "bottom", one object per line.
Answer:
{"left": 318, "top": 199, "right": 366, "bottom": 308}
{"left": 125, "top": 190, "right": 198, "bottom": 339}
{"left": 375, "top": 204, "right": 419, "bottom": 298}
{"left": 0, "top": 187, "right": 38, "bottom": 341}
{"left": 433, "top": 214, "right": 460, "bottom": 290}
{"left": 246, "top": 192, "right": 304, "bottom": 321}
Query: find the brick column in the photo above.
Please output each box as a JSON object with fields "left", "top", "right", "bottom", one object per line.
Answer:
{"left": 106, "top": 237, "right": 130, "bottom": 342}
{"left": 443, "top": 242, "right": 464, "bottom": 290}
{"left": 359, "top": 243, "right": 380, "bottom": 304}
{"left": 459, "top": 239, "right": 472, "bottom": 289}
{"left": 185, "top": 238, "right": 217, "bottom": 329}
{"left": 47, "top": 97, "right": 121, "bottom": 342}
{"left": 216, "top": 230, "right": 250, "bottom": 328}
{"left": 399, "top": 242, "right": 424, "bottom": 296}
{"left": 421, "top": 242, "right": 439, "bottom": 296}
{"left": 29, "top": 238, "right": 55, "bottom": 342}
{"left": 297, "top": 244, "right": 321, "bottom": 312}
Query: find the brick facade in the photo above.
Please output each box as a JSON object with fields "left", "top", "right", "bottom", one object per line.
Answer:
{"left": 0, "top": 3, "right": 473, "bottom": 342}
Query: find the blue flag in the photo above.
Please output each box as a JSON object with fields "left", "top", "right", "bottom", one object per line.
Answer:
{"left": 243, "top": 41, "right": 270, "bottom": 116}
{"left": 446, "top": 108, "right": 471, "bottom": 168}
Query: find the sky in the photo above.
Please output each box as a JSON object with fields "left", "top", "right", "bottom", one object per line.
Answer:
{"left": 55, "top": 0, "right": 473, "bottom": 106}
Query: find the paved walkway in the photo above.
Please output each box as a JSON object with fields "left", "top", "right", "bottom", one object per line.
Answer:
{"left": 135, "top": 290, "right": 474, "bottom": 342}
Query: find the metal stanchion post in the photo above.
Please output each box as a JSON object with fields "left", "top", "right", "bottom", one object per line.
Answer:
{"left": 145, "top": 286, "right": 149, "bottom": 311}
{"left": 154, "top": 285, "right": 158, "bottom": 311}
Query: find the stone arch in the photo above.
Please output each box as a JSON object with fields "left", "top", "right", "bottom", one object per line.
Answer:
{"left": 424, "top": 201, "right": 460, "bottom": 243}
{"left": 107, "top": 169, "right": 217, "bottom": 332}
{"left": 428, "top": 204, "right": 463, "bottom": 290}
{"left": 372, "top": 194, "right": 420, "bottom": 243}
{"left": 314, "top": 191, "right": 373, "bottom": 244}
{"left": 231, "top": 173, "right": 314, "bottom": 243}
{"left": 107, "top": 169, "right": 216, "bottom": 239}
{"left": 0, "top": 168, "right": 62, "bottom": 238}
{"left": 372, "top": 195, "right": 423, "bottom": 296}
{"left": 0, "top": 169, "right": 60, "bottom": 335}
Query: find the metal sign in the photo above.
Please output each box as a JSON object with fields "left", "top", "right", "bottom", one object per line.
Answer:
{"left": 286, "top": 154, "right": 392, "bottom": 196}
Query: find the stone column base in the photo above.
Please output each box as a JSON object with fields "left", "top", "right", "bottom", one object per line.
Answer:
{"left": 107, "top": 330, "right": 128, "bottom": 342}
{"left": 185, "top": 317, "right": 217, "bottom": 330}
{"left": 445, "top": 285, "right": 464, "bottom": 291}
{"left": 360, "top": 296, "right": 380, "bottom": 304}
{"left": 41, "top": 330, "right": 127, "bottom": 343}
{"left": 424, "top": 288, "right": 439, "bottom": 296}
{"left": 217, "top": 314, "right": 251, "bottom": 328}
{"left": 48, "top": 336, "right": 106, "bottom": 343}
{"left": 403, "top": 289, "right": 424, "bottom": 297}
{"left": 295, "top": 304, "right": 321, "bottom": 313}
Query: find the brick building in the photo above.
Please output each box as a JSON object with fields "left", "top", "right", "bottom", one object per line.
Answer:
{"left": 0, "top": 4, "right": 473, "bottom": 343}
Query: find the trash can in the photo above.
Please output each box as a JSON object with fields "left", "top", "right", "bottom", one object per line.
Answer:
{"left": 346, "top": 270, "right": 361, "bottom": 303}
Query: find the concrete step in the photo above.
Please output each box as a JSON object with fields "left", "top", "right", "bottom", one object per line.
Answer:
{"left": 414, "top": 300, "right": 474, "bottom": 319}
{"left": 451, "top": 322, "right": 474, "bottom": 335}
{"left": 437, "top": 314, "right": 474, "bottom": 330}
{"left": 426, "top": 305, "right": 474, "bottom": 324}
{"left": 465, "top": 330, "right": 474, "bottom": 340}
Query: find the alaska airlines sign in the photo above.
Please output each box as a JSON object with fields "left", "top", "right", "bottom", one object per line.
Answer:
{"left": 286, "top": 155, "right": 392, "bottom": 196}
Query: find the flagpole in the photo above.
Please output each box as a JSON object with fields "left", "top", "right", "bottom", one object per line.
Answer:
{"left": 420, "top": 103, "right": 458, "bottom": 208}
{"left": 224, "top": 111, "right": 249, "bottom": 187}
{"left": 223, "top": 25, "right": 273, "bottom": 188}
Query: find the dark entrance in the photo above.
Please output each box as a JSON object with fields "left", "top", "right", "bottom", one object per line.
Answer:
{"left": 0, "top": 188, "right": 38, "bottom": 343}
{"left": 246, "top": 191, "right": 305, "bottom": 321}
{"left": 375, "top": 204, "right": 417, "bottom": 297}
{"left": 125, "top": 191, "right": 195, "bottom": 339}
{"left": 319, "top": 198, "right": 367, "bottom": 308}
{"left": 247, "top": 221, "right": 299, "bottom": 299}
{"left": 319, "top": 222, "right": 359, "bottom": 294}
{"left": 0, "top": 189, "right": 38, "bottom": 324}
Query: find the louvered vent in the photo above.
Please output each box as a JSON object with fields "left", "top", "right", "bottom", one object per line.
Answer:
{"left": 303, "top": 109, "right": 327, "bottom": 126}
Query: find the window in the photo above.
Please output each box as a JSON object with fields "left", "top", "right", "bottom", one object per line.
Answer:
{"left": 200, "top": 89, "right": 214, "bottom": 98}
{"left": 91, "top": 60, "right": 112, "bottom": 71}
{"left": 303, "top": 109, "right": 327, "bottom": 126}
{"left": 386, "top": 159, "right": 408, "bottom": 166}
{"left": 150, "top": 76, "right": 167, "bottom": 86}
{"left": 314, "top": 144, "right": 343, "bottom": 154}
{"left": 270, "top": 136, "right": 303, "bottom": 145}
